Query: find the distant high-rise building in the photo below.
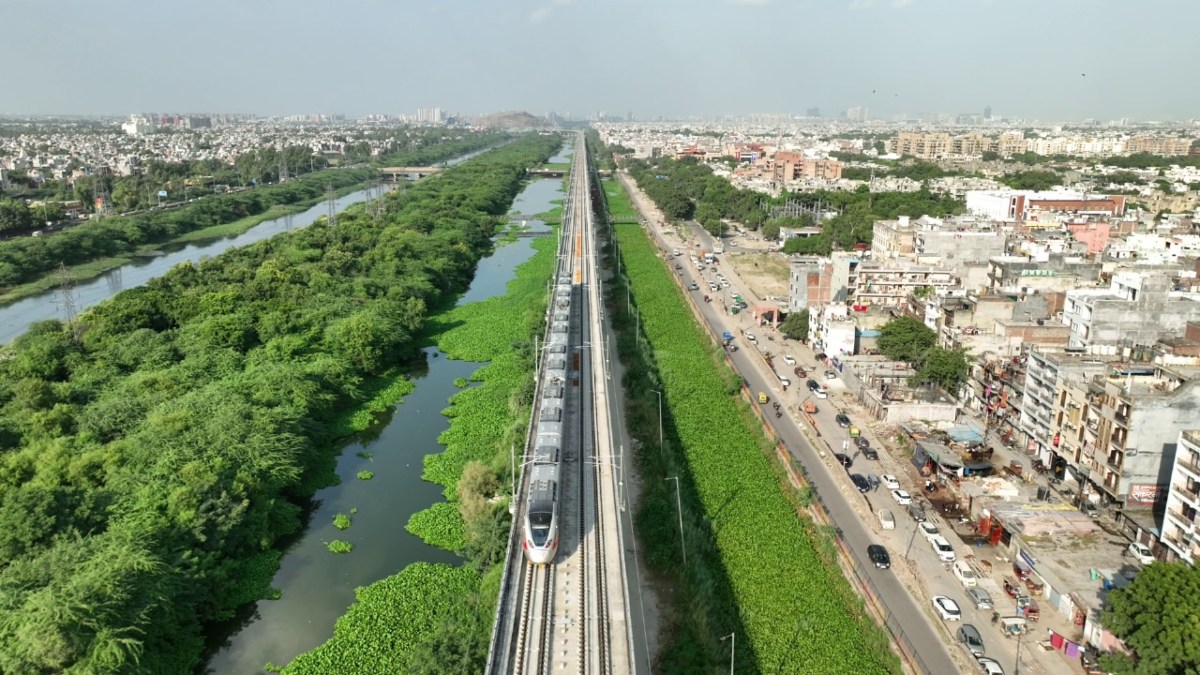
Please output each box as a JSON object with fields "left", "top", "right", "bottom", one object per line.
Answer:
{"left": 845, "top": 107, "right": 868, "bottom": 122}
{"left": 806, "top": 107, "right": 821, "bottom": 118}
{"left": 627, "top": 110, "right": 633, "bottom": 122}
{"left": 984, "top": 105, "right": 992, "bottom": 120}
{"left": 416, "top": 107, "right": 444, "bottom": 124}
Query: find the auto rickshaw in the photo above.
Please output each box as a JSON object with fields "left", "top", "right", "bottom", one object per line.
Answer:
{"left": 996, "top": 615, "right": 1028, "bottom": 638}
{"left": 849, "top": 426, "right": 861, "bottom": 438}
{"left": 758, "top": 392, "right": 768, "bottom": 404}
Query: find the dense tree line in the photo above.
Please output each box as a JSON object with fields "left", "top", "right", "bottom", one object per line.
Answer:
{"left": 619, "top": 154, "right": 963, "bottom": 255}
{"left": 1001, "top": 169, "right": 1062, "bottom": 191}
{"left": 0, "top": 132, "right": 508, "bottom": 289}
{"left": 0, "top": 133, "right": 560, "bottom": 673}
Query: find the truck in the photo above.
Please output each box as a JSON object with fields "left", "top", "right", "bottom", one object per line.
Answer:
{"left": 702, "top": 251, "right": 715, "bottom": 264}
{"left": 713, "top": 243, "right": 724, "bottom": 254}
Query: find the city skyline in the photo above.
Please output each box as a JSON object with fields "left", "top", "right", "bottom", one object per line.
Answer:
{"left": 0, "top": 0, "right": 1197, "bottom": 121}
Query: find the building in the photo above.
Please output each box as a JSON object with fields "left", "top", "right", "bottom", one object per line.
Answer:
{"left": 870, "top": 216, "right": 915, "bottom": 259}
{"left": 1066, "top": 221, "right": 1111, "bottom": 255}
{"left": 853, "top": 263, "right": 959, "bottom": 308}
{"left": 966, "top": 190, "right": 1126, "bottom": 222}
{"left": 806, "top": 107, "right": 821, "bottom": 118}
{"left": 772, "top": 152, "right": 843, "bottom": 182}
{"left": 1125, "top": 136, "right": 1192, "bottom": 157}
{"left": 987, "top": 255, "right": 1103, "bottom": 293}
{"left": 1063, "top": 272, "right": 1200, "bottom": 349}
{"left": 846, "top": 107, "right": 868, "bottom": 122}
{"left": 808, "top": 304, "right": 857, "bottom": 357}
{"left": 984, "top": 105, "right": 992, "bottom": 120}
{"left": 1020, "top": 348, "right": 1113, "bottom": 466}
{"left": 788, "top": 254, "right": 855, "bottom": 312}
{"left": 892, "top": 132, "right": 953, "bottom": 160}
{"left": 914, "top": 228, "right": 1007, "bottom": 266}
{"left": 1161, "top": 430, "right": 1200, "bottom": 564}
{"left": 1054, "top": 363, "right": 1200, "bottom": 508}
{"left": 416, "top": 107, "right": 445, "bottom": 124}
{"left": 120, "top": 115, "right": 155, "bottom": 136}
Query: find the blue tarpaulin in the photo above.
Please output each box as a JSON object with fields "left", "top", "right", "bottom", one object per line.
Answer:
{"left": 945, "top": 424, "right": 984, "bottom": 444}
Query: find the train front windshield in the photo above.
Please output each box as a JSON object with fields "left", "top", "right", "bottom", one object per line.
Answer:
{"left": 529, "top": 510, "right": 553, "bottom": 545}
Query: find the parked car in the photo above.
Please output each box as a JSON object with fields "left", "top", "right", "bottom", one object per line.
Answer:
{"left": 850, "top": 474, "right": 870, "bottom": 493}
{"left": 867, "top": 544, "right": 891, "bottom": 569}
{"left": 966, "top": 587, "right": 994, "bottom": 610}
{"left": 806, "top": 379, "right": 820, "bottom": 392}
{"left": 688, "top": 282, "right": 699, "bottom": 290}
{"left": 881, "top": 474, "right": 900, "bottom": 490}
{"left": 674, "top": 263, "right": 682, "bottom": 270}
{"left": 783, "top": 354, "right": 796, "bottom": 365}
{"left": 813, "top": 388, "right": 828, "bottom": 399}
{"left": 908, "top": 503, "right": 927, "bottom": 522}
{"left": 957, "top": 624, "right": 986, "bottom": 657}
{"left": 918, "top": 521, "right": 940, "bottom": 541}
{"left": 1126, "top": 542, "right": 1155, "bottom": 565}
{"left": 930, "top": 535, "right": 957, "bottom": 562}
{"left": 854, "top": 437, "right": 871, "bottom": 450}
{"left": 891, "top": 489, "right": 912, "bottom": 505}
{"left": 825, "top": 370, "right": 838, "bottom": 380}
{"left": 878, "top": 509, "right": 895, "bottom": 530}
{"left": 793, "top": 367, "right": 807, "bottom": 378}
{"left": 861, "top": 446, "right": 879, "bottom": 460}
{"left": 1080, "top": 500, "right": 1099, "bottom": 518}
{"left": 835, "top": 413, "right": 851, "bottom": 428}
{"left": 746, "top": 333, "right": 757, "bottom": 343}
{"left": 976, "top": 657, "right": 1005, "bottom": 675}
{"left": 953, "top": 560, "right": 978, "bottom": 587}
{"left": 932, "top": 596, "right": 962, "bottom": 621}
{"left": 835, "top": 453, "right": 853, "bottom": 469}
{"left": 865, "top": 473, "right": 880, "bottom": 490}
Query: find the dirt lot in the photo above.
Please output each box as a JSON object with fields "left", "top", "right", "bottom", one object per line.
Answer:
{"left": 726, "top": 251, "right": 791, "bottom": 302}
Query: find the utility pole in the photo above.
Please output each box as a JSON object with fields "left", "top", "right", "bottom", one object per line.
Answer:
{"left": 326, "top": 183, "right": 336, "bottom": 227}
{"left": 666, "top": 476, "right": 686, "bottom": 566}
{"left": 53, "top": 263, "right": 80, "bottom": 342}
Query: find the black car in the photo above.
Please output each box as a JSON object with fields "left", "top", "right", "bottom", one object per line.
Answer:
{"left": 855, "top": 437, "right": 871, "bottom": 450}
{"left": 807, "top": 379, "right": 820, "bottom": 392}
{"left": 850, "top": 473, "right": 870, "bottom": 493}
{"left": 835, "top": 453, "right": 853, "bottom": 469}
{"left": 868, "top": 544, "right": 891, "bottom": 569}
{"left": 862, "top": 447, "right": 879, "bottom": 461}
{"left": 835, "top": 413, "right": 851, "bottom": 428}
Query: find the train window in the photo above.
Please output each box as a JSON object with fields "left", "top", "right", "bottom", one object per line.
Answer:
{"left": 540, "top": 407, "right": 561, "bottom": 422}
{"left": 548, "top": 344, "right": 567, "bottom": 354}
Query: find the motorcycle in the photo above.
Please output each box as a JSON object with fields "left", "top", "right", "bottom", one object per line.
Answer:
{"left": 775, "top": 411, "right": 782, "bottom": 419}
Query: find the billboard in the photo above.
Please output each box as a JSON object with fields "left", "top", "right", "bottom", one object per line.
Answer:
{"left": 1126, "top": 483, "right": 1165, "bottom": 507}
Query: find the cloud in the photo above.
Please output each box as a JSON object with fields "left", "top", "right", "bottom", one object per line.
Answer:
{"left": 530, "top": 0, "right": 574, "bottom": 23}
{"left": 848, "top": 0, "right": 876, "bottom": 9}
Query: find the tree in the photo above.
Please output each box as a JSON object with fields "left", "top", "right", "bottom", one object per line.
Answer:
{"left": 877, "top": 317, "right": 936, "bottom": 364}
{"left": 762, "top": 221, "right": 781, "bottom": 240}
{"left": 1002, "top": 170, "right": 1061, "bottom": 191}
{"left": 0, "top": 198, "right": 34, "bottom": 233}
{"left": 981, "top": 151, "right": 1000, "bottom": 161}
{"left": 781, "top": 311, "right": 809, "bottom": 342}
{"left": 912, "top": 347, "right": 970, "bottom": 393}
{"left": 1100, "top": 563, "right": 1200, "bottom": 674}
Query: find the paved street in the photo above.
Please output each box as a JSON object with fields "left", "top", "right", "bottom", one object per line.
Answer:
{"left": 617, "top": 173, "right": 1085, "bottom": 675}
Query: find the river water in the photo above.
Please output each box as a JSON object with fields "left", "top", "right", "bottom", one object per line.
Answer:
{"left": 205, "top": 172, "right": 566, "bottom": 674}
{"left": 0, "top": 145, "right": 497, "bottom": 346}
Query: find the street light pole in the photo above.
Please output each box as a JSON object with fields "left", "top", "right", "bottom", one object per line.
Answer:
{"left": 905, "top": 521, "right": 920, "bottom": 557}
{"left": 720, "top": 632, "right": 735, "bottom": 675}
{"left": 652, "top": 390, "right": 663, "bottom": 446}
{"left": 666, "top": 476, "right": 686, "bottom": 566}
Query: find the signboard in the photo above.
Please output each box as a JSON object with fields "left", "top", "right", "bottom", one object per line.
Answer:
{"left": 1127, "top": 483, "right": 1165, "bottom": 507}
{"left": 158, "top": 190, "right": 168, "bottom": 198}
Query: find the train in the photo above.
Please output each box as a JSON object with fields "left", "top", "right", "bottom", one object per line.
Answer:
{"left": 523, "top": 280, "right": 575, "bottom": 564}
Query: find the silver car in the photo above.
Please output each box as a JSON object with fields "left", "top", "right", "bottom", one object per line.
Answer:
{"left": 957, "top": 624, "right": 986, "bottom": 657}
{"left": 967, "top": 587, "right": 993, "bottom": 610}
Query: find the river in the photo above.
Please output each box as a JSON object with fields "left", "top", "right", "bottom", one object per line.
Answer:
{"left": 0, "top": 145, "right": 496, "bottom": 346}
{"left": 205, "top": 170, "right": 567, "bottom": 674}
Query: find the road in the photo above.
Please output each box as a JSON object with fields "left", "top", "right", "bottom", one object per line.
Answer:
{"left": 619, "top": 173, "right": 975, "bottom": 675}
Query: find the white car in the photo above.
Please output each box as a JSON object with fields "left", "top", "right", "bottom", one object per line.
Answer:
{"left": 953, "top": 560, "right": 978, "bottom": 587}
{"left": 890, "top": 489, "right": 912, "bottom": 505}
{"left": 745, "top": 333, "right": 757, "bottom": 342}
{"left": 930, "top": 534, "right": 956, "bottom": 562}
{"left": 878, "top": 509, "right": 895, "bottom": 530}
{"left": 932, "top": 595, "right": 962, "bottom": 621}
{"left": 1126, "top": 542, "right": 1155, "bottom": 565}
{"left": 918, "top": 521, "right": 940, "bottom": 541}
{"left": 976, "top": 657, "right": 1005, "bottom": 675}
{"left": 881, "top": 474, "right": 900, "bottom": 490}
{"left": 721, "top": 281, "right": 731, "bottom": 288}
{"left": 783, "top": 355, "right": 796, "bottom": 365}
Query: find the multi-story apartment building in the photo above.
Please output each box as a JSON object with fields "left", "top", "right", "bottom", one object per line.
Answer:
{"left": 1020, "top": 348, "right": 1113, "bottom": 465}
{"left": 987, "top": 255, "right": 1103, "bottom": 293}
{"left": 1062, "top": 272, "right": 1200, "bottom": 349}
{"left": 808, "top": 304, "right": 857, "bottom": 357}
{"left": 1125, "top": 136, "right": 1192, "bottom": 157}
{"left": 870, "top": 217, "right": 916, "bottom": 258}
{"left": 772, "top": 152, "right": 843, "bottom": 182}
{"left": 890, "top": 131, "right": 1027, "bottom": 160}
{"left": 788, "top": 254, "right": 857, "bottom": 313}
{"left": 853, "top": 264, "right": 958, "bottom": 308}
{"left": 1161, "top": 430, "right": 1200, "bottom": 565}
{"left": 1051, "top": 365, "right": 1200, "bottom": 508}
{"left": 892, "top": 132, "right": 953, "bottom": 160}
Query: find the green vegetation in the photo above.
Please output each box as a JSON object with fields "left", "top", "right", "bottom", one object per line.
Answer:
{"left": 326, "top": 540, "right": 353, "bottom": 554}
{"left": 356, "top": 471, "right": 375, "bottom": 481}
{"left": 601, "top": 177, "right": 899, "bottom": 673}
{"left": 1001, "top": 169, "right": 1062, "bottom": 191}
{"left": 333, "top": 513, "right": 351, "bottom": 530}
{"left": 1101, "top": 563, "right": 1200, "bottom": 674}
{"left": 781, "top": 310, "right": 810, "bottom": 341}
{"left": 453, "top": 377, "right": 468, "bottom": 388}
{"left": 282, "top": 563, "right": 487, "bottom": 674}
{"left": 0, "top": 130, "right": 509, "bottom": 291}
{"left": 1103, "top": 152, "right": 1200, "bottom": 170}
{"left": 877, "top": 317, "right": 969, "bottom": 393}
{"left": 289, "top": 159, "right": 561, "bottom": 673}
{"left": 617, "top": 152, "right": 962, "bottom": 257}
{"left": 0, "top": 134, "right": 559, "bottom": 673}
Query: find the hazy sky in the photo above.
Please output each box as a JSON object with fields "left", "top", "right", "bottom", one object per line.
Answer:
{"left": 1, "top": 0, "right": 1196, "bottom": 121}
